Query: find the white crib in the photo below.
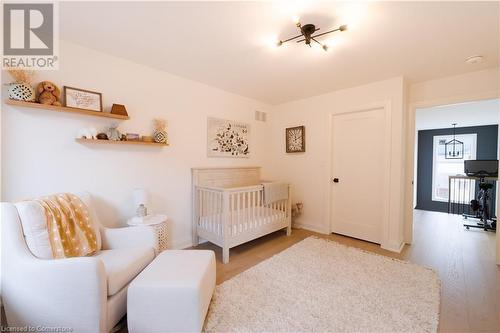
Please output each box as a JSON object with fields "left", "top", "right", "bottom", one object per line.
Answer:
{"left": 192, "top": 167, "right": 291, "bottom": 263}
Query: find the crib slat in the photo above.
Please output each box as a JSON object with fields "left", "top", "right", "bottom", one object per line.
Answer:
{"left": 251, "top": 190, "right": 255, "bottom": 229}
{"left": 242, "top": 192, "right": 245, "bottom": 231}
{"left": 209, "top": 191, "right": 213, "bottom": 230}
{"left": 236, "top": 192, "right": 240, "bottom": 235}
{"left": 211, "top": 191, "right": 215, "bottom": 233}
{"left": 220, "top": 192, "right": 223, "bottom": 236}
{"left": 212, "top": 192, "right": 219, "bottom": 234}
{"left": 214, "top": 192, "right": 217, "bottom": 235}
{"left": 257, "top": 190, "right": 264, "bottom": 226}
{"left": 240, "top": 192, "right": 244, "bottom": 234}
{"left": 229, "top": 193, "right": 233, "bottom": 236}
{"left": 250, "top": 191, "right": 254, "bottom": 229}
{"left": 197, "top": 189, "right": 201, "bottom": 228}
{"left": 213, "top": 191, "right": 217, "bottom": 234}
{"left": 269, "top": 201, "right": 273, "bottom": 223}
{"left": 215, "top": 192, "right": 219, "bottom": 236}
{"left": 206, "top": 191, "right": 210, "bottom": 229}
{"left": 245, "top": 191, "right": 249, "bottom": 230}
{"left": 217, "top": 192, "right": 220, "bottom": 234}
{"left": 228, "top": 192, "right": 231, "bottom": 236}
{"left": 201, "top": 190, "right": 205, "bottom": 229}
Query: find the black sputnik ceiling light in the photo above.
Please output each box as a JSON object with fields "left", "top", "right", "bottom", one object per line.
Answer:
{"left": 277, "top": 19, "right": 347, "bottom": 51}
{"left": 445, "top": 123, "right": 464, "bottom": 159}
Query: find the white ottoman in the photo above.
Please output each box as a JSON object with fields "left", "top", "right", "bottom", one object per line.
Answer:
{"left": 127, "top": 250, "right": 216, "bottom": 333}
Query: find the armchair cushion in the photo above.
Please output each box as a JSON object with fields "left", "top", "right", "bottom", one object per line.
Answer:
{"left": 101, "top": 225, "right": 158, "bottom": 253}
{"left": 93, "top": 247, "right": 154, "bottom": 296}
{"left": 14, "top": 201, "right": 53, "bottom": 258}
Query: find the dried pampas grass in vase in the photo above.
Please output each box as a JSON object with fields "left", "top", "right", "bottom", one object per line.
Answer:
{"left": 153, "top": 118, "right": 168, "bottom": 144}
{"left": 8, "top": 69, "right": 36, "bottom": 84}
{"left": 6, "top": 70, "right": 36, "bottom": 102}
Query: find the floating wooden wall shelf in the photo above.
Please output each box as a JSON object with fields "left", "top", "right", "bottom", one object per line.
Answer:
{"left": 75, "top": 138, "right": 168, "bottom": 147}
{"left": 5, "top": 99, "right": 130, "bottom": 120}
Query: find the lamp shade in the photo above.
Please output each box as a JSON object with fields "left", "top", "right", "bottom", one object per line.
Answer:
{"left": 133, "top": 188, "right": 148, "bottom": 206}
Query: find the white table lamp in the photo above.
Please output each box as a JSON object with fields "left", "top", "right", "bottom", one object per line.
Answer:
{"left": 133, "top": 188, "right": 148, "bottom": 217}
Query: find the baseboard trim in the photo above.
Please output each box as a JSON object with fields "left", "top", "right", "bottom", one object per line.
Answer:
{"left": 381, "top": 240, "right": 405, "bottom": 253}
{"left": 292, "top": 222, "right": 329, "bottom": 235}
{"left": 172, "top": 239, "right": 194, "bottom": 250}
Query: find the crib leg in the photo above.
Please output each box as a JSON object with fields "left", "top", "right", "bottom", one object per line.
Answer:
{"left": 192, "top": 234, "right": 200, "bottom": 246}
{"left": 222, "top": 246, "right": 230, "bottom": 264}
{"left": 286, "top": 225, "right": 292, "bottom": 236}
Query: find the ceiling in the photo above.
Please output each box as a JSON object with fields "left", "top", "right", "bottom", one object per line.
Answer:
{"left": 60, "top": 1, "right": 500, "bottom": 105}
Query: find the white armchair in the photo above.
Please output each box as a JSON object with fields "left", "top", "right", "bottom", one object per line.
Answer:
{"left": 1, "top": 193, "right": 158, "bottom": 333}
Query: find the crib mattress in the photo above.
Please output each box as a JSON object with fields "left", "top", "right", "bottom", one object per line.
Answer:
{"left": 199, "top": 207, "right": 286, "bottom": 235}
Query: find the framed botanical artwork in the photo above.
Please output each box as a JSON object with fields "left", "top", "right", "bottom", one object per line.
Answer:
{"left": 207, "top": 117, "right": 250, "bottom": 158}
{"left": 64, "top": 86, "right": 103, "bottom": 112}
{"left": 286, "top": 126, "right": 305, "bottom": 153}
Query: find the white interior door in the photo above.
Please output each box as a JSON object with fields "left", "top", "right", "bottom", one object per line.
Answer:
{"left": 330, "top": 107, "right": 390, "bottom": 244}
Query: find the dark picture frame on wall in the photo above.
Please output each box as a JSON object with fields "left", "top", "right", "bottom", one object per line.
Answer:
{"left": 286, "top": 125, "right": 305, "bottom": 153}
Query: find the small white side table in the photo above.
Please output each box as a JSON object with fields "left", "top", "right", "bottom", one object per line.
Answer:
{"left": 127, "top": 214, "right": 168, "bottom": 252}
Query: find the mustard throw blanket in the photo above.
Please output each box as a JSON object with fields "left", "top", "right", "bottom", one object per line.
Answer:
{"left": 37, "top": 193, "right": 98, "bottom": 259}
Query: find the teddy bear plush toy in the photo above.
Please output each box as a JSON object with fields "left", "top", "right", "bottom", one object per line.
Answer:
{"left": 36, "top": 81, "right": 61, "bottom": 106}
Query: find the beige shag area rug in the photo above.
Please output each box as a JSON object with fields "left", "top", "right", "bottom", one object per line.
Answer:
{"left": 205, "top": 237, "right": 440, "bottom": 333}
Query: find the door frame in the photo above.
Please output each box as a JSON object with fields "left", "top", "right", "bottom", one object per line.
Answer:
{"left": 404, "top": 90, "right": 500, "bottom": 263}
{"left": 327, "top": 101, "right": 393, "bottom": 248}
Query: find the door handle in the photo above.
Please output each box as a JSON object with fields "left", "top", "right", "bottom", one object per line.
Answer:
{"left": 332, "top": 178, "right": 339, "bottom": 183}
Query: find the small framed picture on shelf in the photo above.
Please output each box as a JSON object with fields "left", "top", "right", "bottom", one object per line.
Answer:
{"left": 64, "top": 86, "right": 103, "bottom": 112}
{"left": 126, "top": 133, "right": 140, "bottom": 141}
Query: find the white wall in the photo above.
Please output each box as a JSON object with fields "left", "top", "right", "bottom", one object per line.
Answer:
{"left": 416, "top": 98, "right": 499, "bottom": 130}
{"left": 409, "top": 68, "right": 500, "bottom": 105}
{"left": 1, "top": 41, "right": 271, "bottom": 249}
{"left": 263, "top": 77, "right": 407, "bottom": 252}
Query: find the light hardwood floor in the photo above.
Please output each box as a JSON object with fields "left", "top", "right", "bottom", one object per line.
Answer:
{"left": 191, "top": 209, "right": 499, "bottom": 333}
{"left": 88, "top": 209, "right": 500, "bottom": 332}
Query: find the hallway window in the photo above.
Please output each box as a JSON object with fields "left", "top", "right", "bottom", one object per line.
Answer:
{"left": 432, "top": 134, "right": 477, "bottom": 202}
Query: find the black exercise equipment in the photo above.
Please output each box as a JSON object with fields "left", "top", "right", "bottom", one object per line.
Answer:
{"left": 463, "top": 160, "right": 498, "bottom": 232}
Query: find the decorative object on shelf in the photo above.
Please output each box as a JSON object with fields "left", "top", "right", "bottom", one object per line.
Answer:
{"left": 110, "top": 103, "right": 128, "bottom": 117}
{"left": 142, "top": 135, "right": 153, "bottom": 142}
{"left": 106, "top": 125, "right": 121, "bottom": 141}
{"left": 207, "top": 117, "right": 250, "bottom": 158}
{"left": 445, "top": 123, "right": 464, "bottom": 159}
{"left": 133, "top": 188, "right": 149, "bottom": 218}
{"left": 77, "top": 127, "right": 97, "bottom": 140}
{"left": 153, "top": 118, "right": 168, "bottom": 144}
{"left": 127, "top": 214, "right": 169, "bottom": 252}
{"left": 96, "top": 133, "right": 108, "bottom": 140}
{"left": 291, "top": 202, "right": 303, "bottom": 219}
{"left": 7, "top": 70, "right": 36, "bottom": 102}
{"left": 276, "top": 18, "right": 347, "bottom": 51}
{"left": 286, "top": 125, "right": 305, "bottom": 153}
{"left": 291, "top": 202, "right": 303, "bottom": 224}
{"left": 126, "top": 133, "right": 140, "bottom": 141}
{"left": 64, "top": 86, "right": 102, "bottom": 112}
{"left": 36, "top": 81, "right": 62, "bottom": 106}
{"left": 120, "top": 134, "right": 126, "bottom": 141}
